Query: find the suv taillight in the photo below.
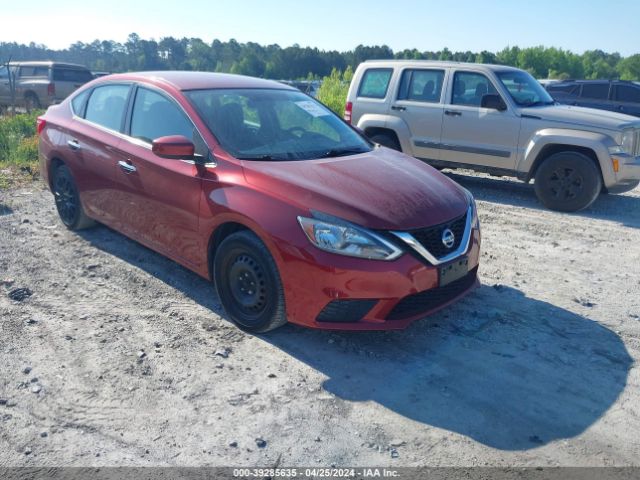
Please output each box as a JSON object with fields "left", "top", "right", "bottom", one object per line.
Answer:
{"left": 36, "top": 117, "right": 46, "bottom": 135}
{"left": 47, "top": 83, "right": 55, "bottom": 96}
{"left": 344, "top": 101, "right": 353, "bottom": 124}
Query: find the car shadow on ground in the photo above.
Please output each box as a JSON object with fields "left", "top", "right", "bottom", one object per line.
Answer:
{"left": 266, "top": 284, "right": 632, "bottom": 451}
{"left": 78, "top": 225, "right": 632, "bottom": 451}
{"left": 0, "top": 203, "right": 14, "bottom": 216}
{"left": 444, "top": 171, "right": 640, "bottom": 229}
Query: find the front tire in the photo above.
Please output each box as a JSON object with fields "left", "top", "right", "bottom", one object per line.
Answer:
{"left": 52, "top": 164, "right": 95, "bottom": 230}
{"left": 214, "top": 231, "right": 287, "bottom": 333}
{"left": 369, "top": 133, "right": 401, "bottom": 151}
{"left": 533, "top": 152, "right": 602, "bottom": 212}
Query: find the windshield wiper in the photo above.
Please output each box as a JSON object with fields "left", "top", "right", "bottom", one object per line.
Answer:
{"left": 236, "top": 154, "right": 289, "bottom": 161}
{"left": 319, "top": 148, "right": 368, "bottom": 158}
{"left": 521, "top": 100, "right": 555, "bottom": 107}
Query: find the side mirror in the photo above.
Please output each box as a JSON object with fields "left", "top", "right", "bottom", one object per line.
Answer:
{"left": 481, "top": 94, "right": 507, "bottom": 111}
{"left": 152, "top": 135, "right": 195, "bottom": 160}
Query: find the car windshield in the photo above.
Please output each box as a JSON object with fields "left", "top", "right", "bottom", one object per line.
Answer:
{"left": 185, "top": 88, "right": 371, "bottom": 160}
{"left": 496, "top": 71, "right": 555, "bottom": 107}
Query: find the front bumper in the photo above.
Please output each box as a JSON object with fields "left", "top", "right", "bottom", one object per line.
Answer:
{"left": 275, "top": 227, "right": 481, "bottom": 331}
{"left": 609, "top": 153, "right": 640, "bottom": 189}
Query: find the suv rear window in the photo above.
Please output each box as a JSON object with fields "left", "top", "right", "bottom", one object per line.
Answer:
{"left": 580, "top": 83, "right": 609, "bottom": 100}
{"left": 19, "top": 66, "right": 49, "bottom": 78}
{"left": 614, "top": 85, "right": 640, "bottom": 103}
{"left": 397, "top": 69, "right": 444, "bottom": 103}
{"left": 357, "top": 69, "right": 392, "bottom": 99}
{"left": 53, "top": 68, "right": 93, "bottom": 83}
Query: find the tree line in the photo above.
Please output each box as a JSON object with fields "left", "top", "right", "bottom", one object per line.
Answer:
{"left": 2, "top": 34, "right": 639, "bottom": 80}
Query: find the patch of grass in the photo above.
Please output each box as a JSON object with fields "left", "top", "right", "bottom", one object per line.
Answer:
{"left": 316, "top": 67, "right": 353, "bottom": 116}
{"left": 0, "top": 111, "right": 43, "bottom": 189}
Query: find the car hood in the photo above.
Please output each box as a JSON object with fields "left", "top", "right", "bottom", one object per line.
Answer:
{"left": 242, "top": 147, "right": 469, "bottom": 231}
{"left": 521, "top": 104, "right": 640, "bottom": 131}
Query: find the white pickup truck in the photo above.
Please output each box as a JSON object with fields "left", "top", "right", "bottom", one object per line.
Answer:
{"left": 345, "top": 60, "right": 640, "bottom": 211}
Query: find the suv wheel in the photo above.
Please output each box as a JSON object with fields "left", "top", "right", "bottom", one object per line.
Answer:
{"left": 214, "top": 231, "right": 287, "bottom": 333}
{"left": 52, "top": 164, "right": 96, "bottom": 230}
{"left": 369, "top": 133, "right": 401, "bottom": 151}
{"left": 534, "top": 152, "right": 602, "bottom": 212}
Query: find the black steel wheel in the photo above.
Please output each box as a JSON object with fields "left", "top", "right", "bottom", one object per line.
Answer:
{"left": 534, "top": 152, "right": 602, "bottom": 212}
{"left": 214, "top": 230, "right": 287, "bottom": 332}
{"left": 52, "top": 164, "right": 95, "bottom": 230}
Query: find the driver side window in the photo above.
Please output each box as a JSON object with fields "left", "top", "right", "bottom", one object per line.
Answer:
{"left": 452, "top": 72, "right": 497, "bottom": 107}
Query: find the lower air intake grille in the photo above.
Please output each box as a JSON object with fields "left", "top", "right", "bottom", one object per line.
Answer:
{"left": 316, "top": 299, "right": 377, "bottom": 323}
{"left": 386, "top": 267, "right": 478, "bottom": 320}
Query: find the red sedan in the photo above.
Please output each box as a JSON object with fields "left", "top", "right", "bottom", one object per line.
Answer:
{"left": 38, "top": 71, "right": 480, "bottom": 332}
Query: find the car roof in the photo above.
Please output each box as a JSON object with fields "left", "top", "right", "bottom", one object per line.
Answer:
{"left": 361, "top": 59, "right": 523, "bottom": 73}
{"left": 102, "top": 71, "right": 298, "bottom": 91}
{"left": 8, "top": 61, "right": 89, "bottom": 69}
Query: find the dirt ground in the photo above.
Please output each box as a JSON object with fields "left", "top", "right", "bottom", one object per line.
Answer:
{"left": 0, "top": 171, "right": 639, "bottom": 468}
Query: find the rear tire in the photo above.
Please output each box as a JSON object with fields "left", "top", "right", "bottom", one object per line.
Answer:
{"left": 25, "top": 93, "right": 40, "bottom": 113}
{"left": 52, "top": 164, "right": 96, "bottom": 230}
{"left": 214, "top": 231, "right": 287, "bottom": 333}
{"left": 369, "top": 133, "right": 401, "bottom": 151}
{"left": 534, "top": 152, "right": 602, "bottom": 212}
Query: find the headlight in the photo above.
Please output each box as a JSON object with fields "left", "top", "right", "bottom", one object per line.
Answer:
{"left": 462, "top": 189, "right": 480, "bottom": 229}
{"left": 297, "top": 213, "right": 403, "bottom": 260}
{"left": 611, "top": 129, "right": 636, "bottom": 155}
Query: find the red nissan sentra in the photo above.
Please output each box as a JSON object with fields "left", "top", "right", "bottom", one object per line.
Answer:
{"left": 38, "top": 72, "right": 481, "bottom": 332}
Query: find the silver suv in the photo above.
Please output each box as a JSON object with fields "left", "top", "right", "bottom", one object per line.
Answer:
{"left": 0, "top": 61, "right": 94, "bottom": 111}
{"left": 345, "top": 60, "right": 640, "bottom": 211}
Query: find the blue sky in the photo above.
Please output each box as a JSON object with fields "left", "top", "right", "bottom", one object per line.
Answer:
{"left": 2, "top": 0, "right": 639, "bottom": 56}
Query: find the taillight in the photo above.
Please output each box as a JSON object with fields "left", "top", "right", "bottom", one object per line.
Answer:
{"left": 344, "top": 101, "right": 353, "bottom": 124}
{"left": 47, "top": 83, "right": 55, "bottom": 96}
{"left": 36, "top": 117, "right": 46, "bottom": 136}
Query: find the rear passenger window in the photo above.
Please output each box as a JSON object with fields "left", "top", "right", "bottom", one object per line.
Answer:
{"left": 358, "top": 69, "right": 393, "bottom": 99}
{"left": 19, "top": 66, "right": 49, "bottom": 78}
{"left": 53, "top": 68, "right": 94, "bottom": 83}
{"left": 85, "top": 84, "right": 130, "bottom": 132}
{"left": 398, "top": 69, "right": 445, "bottom": 103}
{"left": 130, "top": 87, "right": 194, "bottom": 143}
{"left": 452, "top": 72, "right": 498, "bottom": 107}
{"left": 580, "top": 83, "right": 609, "bottom": 100}
{"left": 71, "top": 89, "right": 90, "bottom": 116}
{"left": 615, "top": 85, "right": 640, "bottom": 103}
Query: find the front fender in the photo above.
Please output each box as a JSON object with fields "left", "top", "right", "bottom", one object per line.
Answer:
{"left": 521, "top": 128, "right": 618, "bottom": 185}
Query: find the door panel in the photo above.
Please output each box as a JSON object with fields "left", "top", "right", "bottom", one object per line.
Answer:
{"left": 440, "top": 71, "right": 520, "bottom": 169}
{"left": 65, "top": 119, "right": 121, "bottom": 223}
{"left": 111, "top": 141, "right": 203, "bottom": 267}
{"left": 392, "top": 68, "right": 446, "bottom": 161}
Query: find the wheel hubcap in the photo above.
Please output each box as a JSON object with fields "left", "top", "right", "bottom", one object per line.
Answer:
{"left": 228, "top": 254, "right": 267, "bottom": 313}
{"left": 548, "top": 167, "right": 583, "bottom": 199}
{"left": 54, "top": 174, "right": 77, "bottom": 223}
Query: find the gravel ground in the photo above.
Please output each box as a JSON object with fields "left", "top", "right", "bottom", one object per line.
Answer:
{"left": 0, "top": 172, "right": 639, "bottom": 468}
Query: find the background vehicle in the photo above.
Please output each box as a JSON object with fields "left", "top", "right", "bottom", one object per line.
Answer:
{"left": 346, "top": 60, "right": 640, "bottom": 211}
{"left": 0, "top": 61, "right": 93, "bottom": 111}
{"left": 546, "top": 79, "right": 640, "bottom": 117}
{"left": 38, "top": 71, "right": 480, "bottom": 333}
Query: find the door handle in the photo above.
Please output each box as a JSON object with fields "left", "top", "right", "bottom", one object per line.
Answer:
{"left": 445, "top": 110, "right": 462, "bottom": 117}
{"left": 67, "top": 139, "right": 81, "bottom": 150}
{"left": 391, "top": 105, "right": 406, "bottom": 111}
{"left": 118, "top": 160, "right": 137, "bottom": 174}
